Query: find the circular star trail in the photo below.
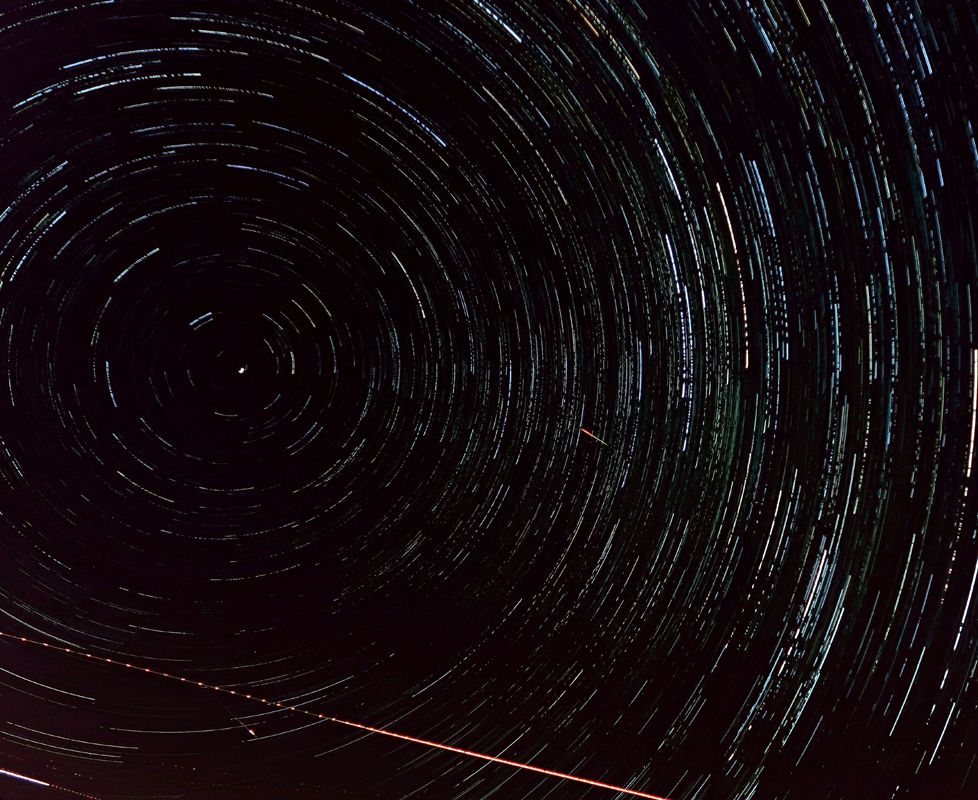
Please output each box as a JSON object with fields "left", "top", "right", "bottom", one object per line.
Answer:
{"left": 1, "top": 1, "right": 977, "bottom": 798}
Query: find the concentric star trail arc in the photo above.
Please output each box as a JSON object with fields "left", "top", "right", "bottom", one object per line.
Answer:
{"left": 1, "top": 1, "right": 976, "bottom": 797}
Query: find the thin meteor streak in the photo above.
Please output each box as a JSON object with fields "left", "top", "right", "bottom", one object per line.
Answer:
{"left": 0, "top": 630, "right": 670, "bottom": 800}
{"left": 580, "top": 427, "right": 609, "bottom": 446}
{"left": 212, "top": 693, "right": 258, "bottom": 737}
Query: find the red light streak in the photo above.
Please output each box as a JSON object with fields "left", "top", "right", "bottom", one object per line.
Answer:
{"left": 0, "top": 630, "right": 670, "bottom": 800}
{"left": 580, "top": 427, "right": 609, "bottom": 446}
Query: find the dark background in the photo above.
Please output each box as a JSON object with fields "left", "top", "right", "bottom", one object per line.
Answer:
{"left": 0, "top": 0, "right": 977, "bottom": 798}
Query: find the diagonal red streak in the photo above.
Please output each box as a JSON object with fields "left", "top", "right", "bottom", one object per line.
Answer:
{"left": 321, "top": 716, "right": 671, "bottom": 798}
{"left": 0, "top": 630, "right": 671, "bottom": 800}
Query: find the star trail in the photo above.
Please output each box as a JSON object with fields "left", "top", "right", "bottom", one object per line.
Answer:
{"left": 1, "top": 1, "right": 977, "bottom": 799}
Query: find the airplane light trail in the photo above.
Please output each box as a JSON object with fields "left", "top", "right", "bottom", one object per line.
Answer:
{"left": 581, "top": 427, "right": 609, "bottom": 446}
{"left": 0, "top": 630, "right": 670, "bottom": 800}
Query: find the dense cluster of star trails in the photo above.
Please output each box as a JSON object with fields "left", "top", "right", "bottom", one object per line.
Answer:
{"left": 1, "top": 0, "right": 977, "bottom": 798}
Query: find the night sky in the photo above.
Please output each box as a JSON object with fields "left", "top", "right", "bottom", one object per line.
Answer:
{"left": 1, "top": 1, "right": 978, "bottom": 798}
